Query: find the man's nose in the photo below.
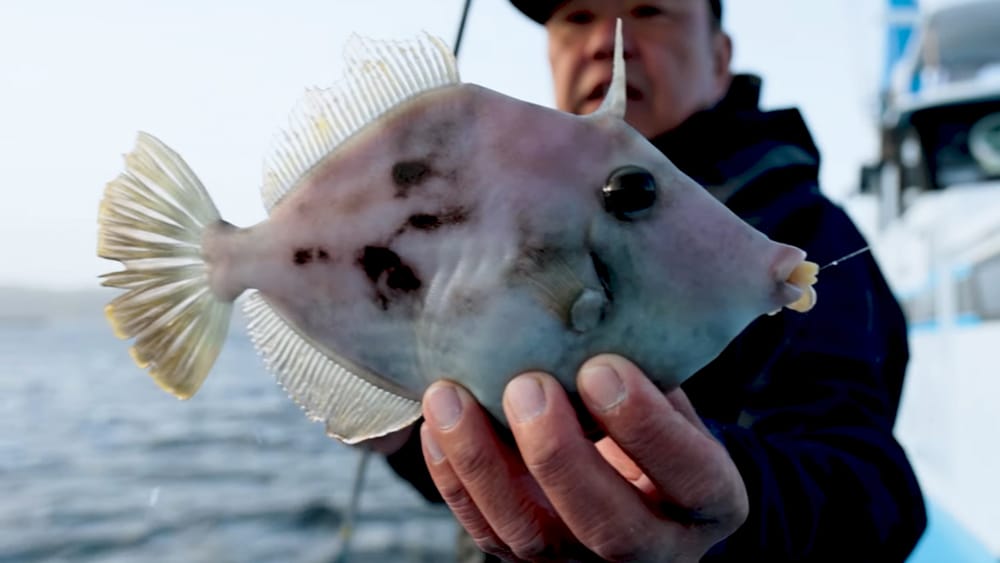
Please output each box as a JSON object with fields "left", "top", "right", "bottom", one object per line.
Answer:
{"left": 586, "top": 18, "right": 634, "bottom": 61}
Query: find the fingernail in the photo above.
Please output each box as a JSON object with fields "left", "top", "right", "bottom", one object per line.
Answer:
{"left": 426, "top": 384, "right": 462, "bottom": 430}
{"left": 506, "top": 375, "right": 546, "bottom": 423}
{"left": 580, "top": 364, "right": 625, "bottom": 411}
{"left": 420, "top": 424, "right": 445, "bottom": 463}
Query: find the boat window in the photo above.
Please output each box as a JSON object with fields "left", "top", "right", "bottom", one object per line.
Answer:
{"left": 971, "top": 251, "right": 1000, "bottom": 321}
{"left": 902, "top": 288, "right": 936, "bottom": 328}
{"left": 921, "top": 1, "right": 1000, "bottom": 86}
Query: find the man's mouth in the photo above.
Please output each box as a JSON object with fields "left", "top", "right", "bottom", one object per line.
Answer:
{"left": 585, "top": 81, "right": 643, "bottom": 104}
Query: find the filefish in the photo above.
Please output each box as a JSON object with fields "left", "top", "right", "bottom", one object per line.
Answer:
{"left": 97, "top": 23, "right": 817, "bottom": 444}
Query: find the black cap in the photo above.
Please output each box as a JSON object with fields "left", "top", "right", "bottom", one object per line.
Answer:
{"left": 510, "top": 0, "right": 722, "bottom": 26}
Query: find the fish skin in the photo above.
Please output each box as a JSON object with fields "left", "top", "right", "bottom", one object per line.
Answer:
{"left": 98, "top": 29, "right": 814, "bottom": 443}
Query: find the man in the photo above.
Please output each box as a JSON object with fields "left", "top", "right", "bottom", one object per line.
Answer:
{"left": 384, "top": 0, "right": 927, "bottom": 560}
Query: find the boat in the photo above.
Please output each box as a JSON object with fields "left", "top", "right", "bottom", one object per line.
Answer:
{"left": 853, "top": 0, "right": 1000, "bottom": 559}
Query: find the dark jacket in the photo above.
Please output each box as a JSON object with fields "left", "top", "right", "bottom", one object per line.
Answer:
{"left": 660, "top": 74, "right": 926, "bottom": 561}
{"left": 388, "top": 75, "right": 927, "bottom": 561}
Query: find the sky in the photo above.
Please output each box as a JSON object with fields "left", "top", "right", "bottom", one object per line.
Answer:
{"left": 0, "top": 0, "right": 951, "bottom": 290}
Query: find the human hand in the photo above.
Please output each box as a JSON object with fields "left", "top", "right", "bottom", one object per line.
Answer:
{"left": 419, "top": 354, "right": 748, "bottom": 562}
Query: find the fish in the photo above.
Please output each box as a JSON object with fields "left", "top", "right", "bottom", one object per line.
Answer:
{"left": 97, "top": 22, "right": 817, "bottom": 444}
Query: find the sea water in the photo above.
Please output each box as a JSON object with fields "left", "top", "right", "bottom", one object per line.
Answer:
{"left": 0, "top": 315, "right": 456, "bottom": 563}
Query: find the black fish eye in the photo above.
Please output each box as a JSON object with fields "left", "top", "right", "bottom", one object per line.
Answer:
{"left": 602, "top": 166, "right": 657, "bottom": 221}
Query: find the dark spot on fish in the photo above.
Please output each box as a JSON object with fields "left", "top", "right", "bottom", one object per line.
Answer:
{"left": 392, "top": 161, "right": 431, "bottom": 195}
{"left": 360, "top": 246, "right": 398, "bottom": 281}
{"left": 317, "top": 248, "right": 330, "bottom": 261}
{"left": 408, "top": 214, "right": 442, "bottom": 230}
{"left": 386, "top": 263, "right": 421, "bottom": 292}
{"left": 406, "top": 207, "right": 470, "bottom": 231}
{"left": 394, "top": 111, "right": 463, "bottom": 156}
{"left": 293, "top": 248, "right": 313, "bottom": 265}
{"left": 358, "top": 245, "right": 423, "bottom": 310}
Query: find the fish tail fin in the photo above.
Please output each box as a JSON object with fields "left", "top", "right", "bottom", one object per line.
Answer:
{"left": 97, "top": 132, "right": 232, "bottom": 399}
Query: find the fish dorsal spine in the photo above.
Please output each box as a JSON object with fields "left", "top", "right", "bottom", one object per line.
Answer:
{"left": 594, "top": 18, "right": 627, "bottom": 120}
{"left": 260, "top": 33, "right": 461, "bottom": 211}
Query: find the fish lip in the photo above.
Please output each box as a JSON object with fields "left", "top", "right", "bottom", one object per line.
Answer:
{"left": 767, "top": 281, "right": 804, "bottom": 317}
{"left": 771, "top": 245, "right": 808, "bottom": 307}
{"left": 776, "top": 280, "right": 804, "bottom": 307}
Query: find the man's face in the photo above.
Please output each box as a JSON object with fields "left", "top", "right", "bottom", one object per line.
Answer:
{"left": 546, "top": 0, "right": 732, "bottom": 139}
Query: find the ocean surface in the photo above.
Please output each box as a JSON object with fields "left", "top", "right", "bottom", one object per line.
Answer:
{"left": 0, "top": 313, "right": 457, "bottom": 563}
{"left": 7, "top": 293, "right": 998, "bottom": 563}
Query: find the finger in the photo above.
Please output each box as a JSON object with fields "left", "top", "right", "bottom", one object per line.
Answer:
{"left": 418, "top": 423, "right": 511, "bottom": 558}
{"left": 421, "top": 381, "right": 570, "bottom": 560}
{"left": 664, "top": 387, "right": 712, "bottom": 436}
{"left": 503, "top": 373, "right": 667, "bottom": 561}
{"left": 594, "top": 438, "right": 659, "bottom": 498}
{"left": 594, "top": 437, "right": 641, "bottom": 481}
{"left": 577, "top": 355, "right": 748, "bottom": 529}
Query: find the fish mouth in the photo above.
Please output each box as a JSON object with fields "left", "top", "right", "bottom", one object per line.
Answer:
{"left": 776, "top": 280, "right": 805, "bottom": 308}
{"left": 585, "top": 81, "right": 643, "bottom": 104}
{"left": 769, "top": 246, "right": 818, "bottom": 314}
{"left": 769, "top": 247, "right": 805, "bottom": 310}
{"left": 771, "top": 245, "right": 806, "bottom": 289}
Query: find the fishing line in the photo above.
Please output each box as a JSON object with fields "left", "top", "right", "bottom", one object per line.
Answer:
{"left": 333, "top": 448, "right": 372, "bottom": 563}
{"left": 338, "top": 3, "right": 474, "bottom": 555}
{"left": 819, "top": 246, "right": 871, "bottom": 271}
{"left": 453, "top": 0, "right": 474, "bottom": 57}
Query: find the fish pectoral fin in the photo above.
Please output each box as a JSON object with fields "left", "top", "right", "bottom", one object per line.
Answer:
{"left": 520, "top": 251, "right": 607, "bottom": 331}
{"left": 569, "top": 288, "right": 608, "bottom": 333}
{"left": 242, "top": 291, "right": 421, "bottom": 444}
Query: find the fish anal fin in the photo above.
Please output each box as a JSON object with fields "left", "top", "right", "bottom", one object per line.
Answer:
{"left": 241, "top": 291, "right": 421, "bottom": 443}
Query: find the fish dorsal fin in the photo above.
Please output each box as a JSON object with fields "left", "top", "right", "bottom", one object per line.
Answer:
{"left": 261, "top": 33, "right": 460, "bottom": 211}
{"left": 594, "top": 18, "right": 626, "bottom": 120}
{"left": 242, "top": 291, "right": 421, "bottom": 444}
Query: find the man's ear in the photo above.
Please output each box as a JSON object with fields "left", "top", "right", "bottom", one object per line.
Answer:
{"left": 712, "top": 31, "right": 733, "bottom": 94}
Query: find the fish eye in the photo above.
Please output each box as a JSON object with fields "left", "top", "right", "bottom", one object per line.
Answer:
{"left": 602, "top": 166, "right": 657, "bottom": 221}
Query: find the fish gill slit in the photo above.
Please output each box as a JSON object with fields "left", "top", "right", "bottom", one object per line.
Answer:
{"left": 590, "top": 251, "right": 613, "bottom": 303}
